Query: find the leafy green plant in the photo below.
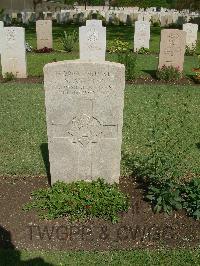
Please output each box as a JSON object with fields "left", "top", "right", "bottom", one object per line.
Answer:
{"left": 152, "top": 21, "right": 160, "bottom": 27}
{"left": 182, "top": 178, "right": 200, "bottom": 220}
{"left": 117, "top": 52, "right": 137, "bottom": 81}
{"left": 134, "top": 92, "right": 198, "bottom": 216}
{"left": 107, "top": 39, "right": 130, "bottom": 53}
{"left": 60, "top": 30, "right": 78, "bottom": 52}
{"left": 0, "top": 8, "right": 4, "bottom": 20}
{"left": 23, "top": 178, "right": 130, "bottom": 223}
{"left": 137, "top": 47, "right": 150, "bottom": 55}
{"left": 192, "top": 55, "right": 200, "bottom": 83}
{"left": 146, "top": 176, "right": 200, "bottom": 218}
{"left": 167, "top": 23, "right": 181, "bottom": 29}
{"left": 3, "top": 72, "right": 15, "bottom": 82}
{"left": 185, "top": 44, "right": 196, "bottom": 56}
{"left": 146, "top": 179, "right": 183, "bottom": 214}
{"left": 156, "top": 65, "right": 182, "bottom": 81}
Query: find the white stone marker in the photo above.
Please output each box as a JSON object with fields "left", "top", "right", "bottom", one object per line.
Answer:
{"left": 36, "top": 20, "right": 53, "bottom": 50}
{"left": 134, "top": 20, "right": 150, "bottom": 52}
{"left": 1, "top": 27, "right": 27, "bottom": 78}
{"left": 44, "top": 60, "right": 125, "bottom": 184}
{"left": 158, "top": 29, "right": 186, "bottom": 72}
{"left": 183, "top": 23, "right": 198, "bottom": 48}
{"left": 79, "top": 20, "right": 106, "bottom": 61}
{"left": 0, "top": 21, "right": 4, "bottom": 55}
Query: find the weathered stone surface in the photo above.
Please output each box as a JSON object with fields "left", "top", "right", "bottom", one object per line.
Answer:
{"left": 44, "top": 60, "right": 125, "bottom": 184}
{"left": 0, "top": 21, "right": 4, "bottom": 55}
{"left": 160, "top": 15, "right": 173, "bottom": 26}
{"left": 151, "top": 14, "right": 159, "bottom": 24}
{"left": 86, "top": 19, "right": 102, "bottom": 27}
{"left": 1, "top": 27, "right": 27, "bottom": 78}
{"left": 158, "top": 29, "right": 186, "bottom": 71}
{"left": 79, "top": 20, "right": 106, "bottom": 61}
{"left": 134, "top": 20, "right": 150, "bottom": 52}
{"left": 183, "top": 23, "right": 198, "bottom": 48}
{"left": 36, "top": 20, "right": 53, "bottom": 50}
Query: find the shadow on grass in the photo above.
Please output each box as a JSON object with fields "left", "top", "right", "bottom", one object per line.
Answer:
{"left": 0, "top": 226, "right": 53, "bottom": 265}
{"left": 122, "top": 152, "right": 149, "bottom": 191}
{"left": 196, "top": 143, "right": 200, "bottom": 150}
{"left": 40, "top": 143, "right": 51, "bottom": 186}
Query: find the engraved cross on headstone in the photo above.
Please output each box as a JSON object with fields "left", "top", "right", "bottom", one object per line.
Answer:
{"left": 52, "top": 99, "right": 118, "bottom": 180}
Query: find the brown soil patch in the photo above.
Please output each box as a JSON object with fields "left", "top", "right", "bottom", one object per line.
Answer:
{"left": 0, "top": 76, "right": 199, "bottom": 86}
{"left": 127, "top": 76, "right": 198, "bottom": 86}
{"left": 0, "top": 176, "right": 199, "bottom": 251}
{"left": 0, "top": 77, "right": 43, "bottom": 84}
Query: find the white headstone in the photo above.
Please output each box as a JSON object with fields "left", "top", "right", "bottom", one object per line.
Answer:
{"left": 79, "top": 20, "right": 106, "bottom": 61}
{"left": 44, "top": 60, "right": 125, "bottom": 184}
{"left": 0, "top": 21, "right": 4, "bottom": 55}
{"left": 143, "top": 13, "right": 151, "bottom": 22}
{"left": 158, "top": 29, "right": 186, "bottom": 72}
{"left": 183, "top": 23, "right": 198, "bottom": 48}
{"left": 36, "top": 20, "right": 53, "bottom": 50}
{"left": 1, "top": 27, "right": 27, "bottom": 78}
{"left": 134, "top": 21, "right": 150, "bottom": 52}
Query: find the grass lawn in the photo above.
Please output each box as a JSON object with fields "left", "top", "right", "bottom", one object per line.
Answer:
{"left": 0, "top": 249, "right": 200, "bottom": 265}
{"left": 26, "top": 52, "right": 199, "bottom": 78}
{"left": 1, "top": 83, "right": 200, "bottom": 178}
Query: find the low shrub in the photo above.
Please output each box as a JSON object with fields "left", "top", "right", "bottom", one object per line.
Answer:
{"left": 167, "top": 23, "right": 181, "bottom": 29}
{"left": 185, "top": 44, "right": 196, "bottom": 56}
{"left": 146, "top": 179, "right": 183, "bottom": 214}
{"left": 137, "top": 47, "right": 150, "bottom": 55}
{"left": 23, "top": 178, "right": 130, "bottom": 223}
{"left": 152, "top": 21, "right": 160, "bottom": 27}
{"left": 60, "top": 30, "right": 78, "bottom": 52}
{"left": 3, "top": 72, "right": 15, "bottom": 82}
{"left": 146, "top": 177, "right": 200, "bottom": 219}
{"left": 0, "top": 8, "right": 4, "bottom": 20}
{"left": 156, "top": 65, "right": 182, "bottom": 81}
{"left": 182, "top": 178, "right": 200, "bottom": 220}
{"left": 107, "top": 39, "right": 136, "bottom": 81}
{"left": 117, "top": 52, "right": 137, "bottom": 81}
{"left": 107, "top": 39, "right": 130, "bottom": 53}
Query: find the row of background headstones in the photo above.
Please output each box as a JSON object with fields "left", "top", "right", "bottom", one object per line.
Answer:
{"left": 134, "top": 21, "right": 198, "bottom": 51}
{"left": 2, "top": 9, "right": 200, "bottom": 27}
{"left": 0, "top": 20, "right": 198, "bottom": 78}
{"left": 2, "top": 18, "right": 197, "bottom": 54}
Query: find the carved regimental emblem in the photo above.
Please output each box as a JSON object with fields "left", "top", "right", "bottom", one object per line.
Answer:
{"left": 87, "top": 29, "right": 99, "bottom": 42}
{"left": 6, "top": 29, "right": 16, "bottom": 43}
{"left": 67, "top": 114, "right": 102, "bottom": 147}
